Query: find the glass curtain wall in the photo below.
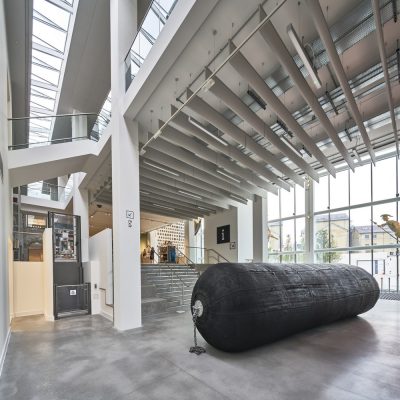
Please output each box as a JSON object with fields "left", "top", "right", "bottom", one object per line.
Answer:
{"left": 267, "top": 185, "right": 306, "bottom": 263}
{"left": 267, "top": 148, "right": 399, "bottom": 292}
{"left": 314, "top": 153, "right": 399, "bottom": 292}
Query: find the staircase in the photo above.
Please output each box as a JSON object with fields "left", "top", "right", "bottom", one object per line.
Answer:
{"left": 141, "top": 263, "right": 199, "bottom": 316}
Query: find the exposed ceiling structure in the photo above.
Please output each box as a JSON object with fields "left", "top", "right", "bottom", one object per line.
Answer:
{"left": 85, "top": 0, "right": 400, "bottom": 222}
{"left": 130, "top": 0, "right": 400, "bottom": 220}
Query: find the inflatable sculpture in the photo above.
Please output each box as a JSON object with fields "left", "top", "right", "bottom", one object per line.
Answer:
{"left": 191, "top": 263, "right": 379, "bottom": 352}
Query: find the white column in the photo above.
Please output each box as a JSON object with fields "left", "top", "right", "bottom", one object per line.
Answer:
{"left": 72, "top": 110, "right": 88, "bottom": 139}
{"left": 110, "top": 0, "right": 141, "bottom": 330}
{"left": 73, "top": 172, "right": 89, "bottom": 263}
{"left": 253, "top": 195, "right": 268, "bottom": 262}
{"left": 304, "top": 177, "right": 314, "bottom": 263}
{"left": 58, "top": 175, "right": 69, "bottom": 201}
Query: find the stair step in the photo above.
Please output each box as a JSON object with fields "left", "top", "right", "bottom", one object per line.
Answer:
{"left": 141, "top": 297, "right": 168, "bottom": 316}
{"left": 141, "top": 284, "right": 157, "bottom": 299}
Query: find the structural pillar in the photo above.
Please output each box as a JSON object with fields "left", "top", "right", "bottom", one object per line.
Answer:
{"left": 304, "top": 177, "right": 314, "bottom": 263}
{"left": 72, "top": 109, "right": 88, "bottom": 139}
{"left": 253, "top": 195, "right": 268, "bottom": 262}
{"left": 73, "top": 172, "right": 89, "bottom": 263}
{"left": 110, "top": 0, "right": 141, "bottom": 330}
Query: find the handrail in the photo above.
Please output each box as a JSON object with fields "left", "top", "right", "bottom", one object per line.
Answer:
{"left": 151, "top": 250, "right": 191, "bottom": 288}
{"left": 8, "top": 112, "right": 99, "bottom": 121}
{"left": 8, "top": 135, "right": 97, "bottom": 150}
{"left": 176, "top": 248, "right": 196, "bottom": 267}
{"left": 185, "top": 246, "right": 230, "bottom": 263}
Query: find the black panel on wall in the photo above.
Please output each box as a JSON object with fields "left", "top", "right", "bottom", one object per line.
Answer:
{"left": 217, "top": 225, "right": 230, "bottom": 244}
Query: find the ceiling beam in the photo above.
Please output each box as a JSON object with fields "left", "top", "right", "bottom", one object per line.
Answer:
{"left": 205, "top": 71, "right": 319, "bottom": 182}
{"left": 140, "top": 178, "right": 230, "bottom": 210}
{"left": 228, "top": 41, "right": 336, "bottom": 177}
{"left": 185, "top": 88, "right": 304, "bottom": 186}
{"left": 140, "top": 183, "right": 224, "bottom": 212}
{"left": 171, "top": 109, "right": 283, "bottom": 193}
{"left": 306, "top": 0, "right": 376, "bottom": 164}
{"left": 147, "top": 139, "right": 270, "bottom": 199}
{"left": 141, "top": 169, "right": 246, "bottom": 206}
{"left": 141, "top": 200, "right": 203, "bottom": 219}
{"left": 140, "top": 205, "right": 192, "bottom": 220}
{"left": 371, "top": 0, "right": 399, "bottom": 158}
{"left": 161, "top": 123, "right": 281, "bottom": 194}
{"left": 258, "top": 10, "right": 355, "bottom": 171}
{"left": 141, "top": 151, "right": 253, "bottom": 201}
{"left": 141, "top": 193, "right": 213, "bottom": 216}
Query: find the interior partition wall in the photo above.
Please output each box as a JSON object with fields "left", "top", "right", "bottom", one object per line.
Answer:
{"left": 267, "top": 147, "right": 399, "bottom": 293}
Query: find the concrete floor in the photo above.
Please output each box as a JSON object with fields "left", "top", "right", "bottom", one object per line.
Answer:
{"left": 0, "top": 300, "right": 399, "bottom": 400}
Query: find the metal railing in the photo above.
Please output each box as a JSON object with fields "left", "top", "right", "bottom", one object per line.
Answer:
{"left": 8, "top": 112, "right": 110, "bottom": 150}
{"left": 20, "top": 181, "right": 73, "bottom": 202}
{"left": 124, "top": 0, "right": 178, "bottom": 91}
{"left": 185, "top": 246, "right": 230, "bottom": 264}
{"left": 143, "top": 250, "right": 196, "bottom": 306}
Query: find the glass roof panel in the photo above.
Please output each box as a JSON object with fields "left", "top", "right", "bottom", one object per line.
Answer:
{"left": 34, "top": 0, "right": 70, "bottom": 30}
{"left": 28, "top": 0, "right": 76, "bottom": 145}
{"left": 33, "top": 20, "right": 67, "bottom": 53}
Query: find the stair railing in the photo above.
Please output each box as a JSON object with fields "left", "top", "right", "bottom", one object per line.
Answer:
{"left": 185, "top": 246, "right": 230, "bottom": 264}
{"left": 151, "top": 250, "right": 192, "bottom": 305}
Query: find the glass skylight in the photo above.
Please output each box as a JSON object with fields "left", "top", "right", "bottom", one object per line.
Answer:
{"left": 125, "top": 0, "right": 177, "bottom": 90}
{"left": 29, "top": 0, "right": 77, "bottom": 144}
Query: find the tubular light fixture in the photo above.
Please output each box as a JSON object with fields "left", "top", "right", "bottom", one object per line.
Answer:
{"left": 247, "top": 89, "right": 266, "bottom": 110}
{"left": 325, "top": 91, "right": 338, "bottom": 115}
{"left": 216, "top": 169, "right": 241, "bottom": 183}
{"left": 276, "top": 119, "right": 293, "bottom": 138}
{"left": 197, "top": 206, "right": 213, "bottom": 212}
{"left": 202, "top": 78, "right": 215, "bottom": 92}
{"left": 352, "top": 149, "right": 362, "bottom": 164}
{"left": 143, "top": 160, "right": 180, "bottom": 176}
{"left": 287, "top": 24, "right": 322, "bottom": 89}
{"left": 188, "top": 116, "right": 229, "bottom": 146}
{"left": 140, "top": 190, "right": 150, "bottom": 195}
{"left": 152, "top": 203, "right": 176, "bottom": 211}
{"left": 178, "top": 190, "right": 202, "bottom": 200}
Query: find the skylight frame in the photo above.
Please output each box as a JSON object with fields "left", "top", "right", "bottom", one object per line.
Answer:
{"left": 28, "top": 0, "right": 78, "bottom": 145}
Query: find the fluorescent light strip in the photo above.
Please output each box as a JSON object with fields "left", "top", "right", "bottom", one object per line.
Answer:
{"left": 140, "top": 190, "right": 150, "bottom": 195}
{"left": 197, "top": 206, "right": 213, "bottom": 211}
{"left": 287, "top": 24, "right": 322, "bottom": 89}
{"left": 143, "top": 160, "right": 180, "bottom": 176}
{"left": 152, "top": 203, "right": 176, "bottom": 211}
{"left": 188, "top": 116, "right": 229, "bottom": 146}
{"left": 216, "top": 169, "right": 241, "bottom": 183}
{"left": 178, "top": 190, "right": 202, "bottom": 200}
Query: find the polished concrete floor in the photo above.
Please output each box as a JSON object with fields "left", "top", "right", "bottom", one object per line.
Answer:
{"left": 0, "top": 300, "right": 399, "bottom": 400}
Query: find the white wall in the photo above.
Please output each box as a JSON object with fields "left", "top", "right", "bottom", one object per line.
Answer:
{"left": 204, "top": 203, "right": 254, "bottom": 264}
{"left": 204, "top": 207, "right": 238, "bottom": 262}
{"left": 13, "top": 262, "right": 44, "bottom": 317}
{"left": 0, "top": 0, "right": 11, "bottom": 375}
{"left": 43, "top": 229, "right": 54, "bottom": 321}
{"left": 237, "top": 201, "right": 253, "bottom": 262}
{"left": 89, "top": 229, "right": 113, "bottom": 320}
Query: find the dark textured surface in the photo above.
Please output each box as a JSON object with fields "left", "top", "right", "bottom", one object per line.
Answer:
{"left": 191, "top": 263, "right": 380, "bottom": 352}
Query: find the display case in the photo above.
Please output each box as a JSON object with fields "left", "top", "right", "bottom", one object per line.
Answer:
{"left": 48, "top": 212, "right": 81, "bottom": 263}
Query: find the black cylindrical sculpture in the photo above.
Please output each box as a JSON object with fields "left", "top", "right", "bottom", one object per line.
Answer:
{"left": 191, "top": 263, "right": 379, "bottom": 352}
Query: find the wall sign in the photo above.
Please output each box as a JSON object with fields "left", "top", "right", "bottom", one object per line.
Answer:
{"left": 229, "top": 241, "right": 237, "bottom": 250}
{"left": 69, "top": 289, "right": 77, "bottom": 296}
{"left": 217, "top": 225, "right": 230, "bottom": 244}
{"left": 126, "top": 210, "right": 134, "bottom": 219}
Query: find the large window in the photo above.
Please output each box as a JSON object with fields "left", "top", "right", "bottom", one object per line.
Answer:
{"left": 267, "top": 148, "right": 399, "bottom": 292}
{"left": 267, "top": 185, "right": 305, "bottom": 263}
{"left": 313, "top": 152, "right": 399, "bottom": 292}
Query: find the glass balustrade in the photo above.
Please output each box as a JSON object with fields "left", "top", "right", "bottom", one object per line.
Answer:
{"left": 8, "top": 113, "right": 109, "bottom": 150}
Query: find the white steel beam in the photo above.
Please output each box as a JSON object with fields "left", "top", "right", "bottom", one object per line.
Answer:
{"left": 371, "top": 0, "right": 399, "bottom": 157}
{"left": 228, "top": 41, "right": 336, "bottom": 177}
{"left": 258, "top": 9, "right": 355, "bottom": 171}
{"left": 306, "top": 0, "right": 376, "bottom": 164}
